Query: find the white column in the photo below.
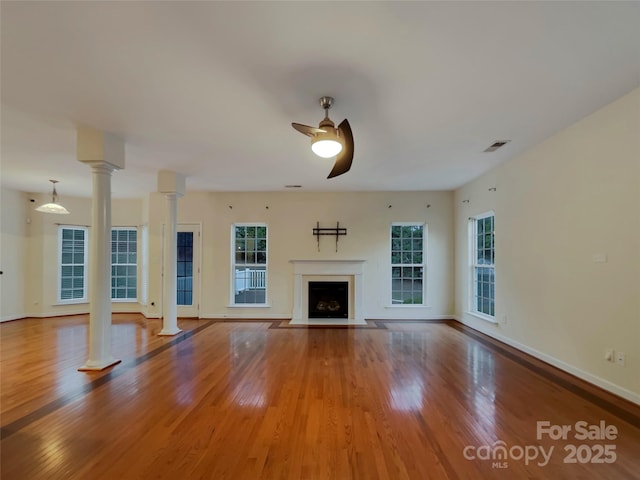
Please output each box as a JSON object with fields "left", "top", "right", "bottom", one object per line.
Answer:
{"left": 80, "top": 164, "right": 121, "bottom": 370}
{"left": 159, "top": 193, "right": 181, "bottom": 335}
{"left": 158, "top": 170, "right": 185, "bottom": 336}
{"left": 77, "top": 126, "right": 124, "bottom": 371}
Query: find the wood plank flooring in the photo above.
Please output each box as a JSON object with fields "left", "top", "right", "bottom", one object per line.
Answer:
{"left": 1, "top": 314, "right": 639, "bottom": 479}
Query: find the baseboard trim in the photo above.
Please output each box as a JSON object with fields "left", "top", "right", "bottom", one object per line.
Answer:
{"left": 1, "top": 314, "right": 27, "bottom": 323}
{"left": 451, "top": 315, "right": 640, "bottom": 408}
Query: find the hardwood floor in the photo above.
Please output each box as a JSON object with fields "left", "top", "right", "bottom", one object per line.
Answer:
{"left": 1, "top": 314, "right": 639, "bottom": 479}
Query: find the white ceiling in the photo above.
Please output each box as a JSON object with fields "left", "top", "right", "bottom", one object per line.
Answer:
{"left": 1, "top": 2, "right": 639, "bottom": 199}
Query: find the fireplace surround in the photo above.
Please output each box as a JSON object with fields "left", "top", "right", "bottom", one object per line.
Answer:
{"left": 290, "top": 260, "right": 365, "bottom": 325}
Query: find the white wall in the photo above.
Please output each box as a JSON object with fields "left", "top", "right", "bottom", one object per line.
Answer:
{"left": 23, "top": 194, "right": 144, "bottom": 317}
{"left": 454, "top": 87, "right": 640, "bottom": 403}
{"left": 0, "top": 188, "right": 28, "bottom": 321}
{"left": 144, "top": 191, "right": 455, "bottom": 320}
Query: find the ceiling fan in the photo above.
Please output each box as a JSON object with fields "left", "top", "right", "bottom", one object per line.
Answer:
{"left": 292, "top": 96, "right": 354, "bottom": 179}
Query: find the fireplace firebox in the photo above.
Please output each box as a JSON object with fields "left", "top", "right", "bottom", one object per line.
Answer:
{"left": 308, "top": 281, "right": 348, "bottom": 319}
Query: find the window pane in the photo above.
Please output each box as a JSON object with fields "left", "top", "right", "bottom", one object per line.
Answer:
{"left": 234, "top": 266, "right": 266, "bottom": 304}
{"left": 60, "top": 225, "right": 88, "bottom": 303}
{"left": 390, "top": 224, "right": 425, "bottom": 305}
{"left": 233, "top": 225, "right": 267, "bottom": 304}
{"left": 176, "top": 231, "right": 194, "bottom": 305}
{"left": 471, "top": 215, "right": 495, "bottom": 317}
{"left": 111, "top": 228, "right": 138, "bottom": 300}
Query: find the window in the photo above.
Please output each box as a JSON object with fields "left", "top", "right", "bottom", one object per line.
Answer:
{"left": 232, "top": 224, "right": 267, "bottom": 305}
{"left": 59, "top": 226, "right": 88, "bottom": 303}
{"left": 470, "top": 213, "right": 495, "bottom": 317}
{"left": 391, "top": 223, "right": 426, "bottom": 305}
{"left": 111, "top": 228, "right": 137, "bottom": 301}
{"left": 177, "top": 231, "right": 193, "bottom": 305}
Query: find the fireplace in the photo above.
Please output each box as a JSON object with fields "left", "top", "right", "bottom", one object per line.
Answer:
{"left": 290, "top": 260, "right": 366, "bottom": 325}
{"left": 308, "top": 281, "right": 348, "bottom": 318}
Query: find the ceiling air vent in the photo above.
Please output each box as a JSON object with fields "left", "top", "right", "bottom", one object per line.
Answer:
{"left": 483, "top": 140, "right": 511, "bottom": 153}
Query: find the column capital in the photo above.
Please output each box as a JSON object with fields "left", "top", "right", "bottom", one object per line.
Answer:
{"left": 88, "top": 162, "right": 118, "bottom": 175}
{"left": 77, "top": 126, "right": 125, "bottom": 170}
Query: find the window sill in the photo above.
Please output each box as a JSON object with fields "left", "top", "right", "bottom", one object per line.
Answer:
{"left": 112, "top": 299, "right": 138, "bottom": 303}
{"left": 465, "top": 311, "right": 498, "bottom": 324}
{"left": 227, "top": 303, "right": 272, "bottom": 308}
{"left": 385, "top": 304, "right": 432, "bottom": 309}
{"left": 55, "top": 301, "right": 88, "bottom": 306}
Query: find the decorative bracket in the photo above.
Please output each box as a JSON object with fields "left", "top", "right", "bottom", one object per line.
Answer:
{"left": 313, "top": 221, "right": 347, "bottom": 252}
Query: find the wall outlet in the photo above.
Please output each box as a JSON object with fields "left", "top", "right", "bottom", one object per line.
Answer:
{"left": 604, "top": 349, "right": 614, "bottom": 362}
{"left": 615, "top": 352, "right": 625, "bottom": 366}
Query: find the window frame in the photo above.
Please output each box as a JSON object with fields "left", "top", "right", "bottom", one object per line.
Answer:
{"left": 390, "top": 222, "right": 427, "bottom": 306}
{"left": 139, "top": 225, "right": 148, "bottom": 306}
{"left": 111, "top": 227, "right": 138, "bottom": 302}
{"left": 230, "top": 223, "right": 268, "bottom": 306}
{"left": 468, "top": 211, "right": 496, "bottom": 321}
{"left": 58, "top": 225, "right": 89, "bottom": 304}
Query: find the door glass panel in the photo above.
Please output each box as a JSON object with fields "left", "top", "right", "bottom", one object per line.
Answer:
{"left": 177, "top": 232, "right": 193, "bottom": 306}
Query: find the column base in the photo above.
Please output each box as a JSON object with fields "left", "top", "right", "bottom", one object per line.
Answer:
{"left": 78, "top": 358, "right": 121, "bottom": 371}
{"left": 158, "top": 327, "right": 183, "bottom": 336}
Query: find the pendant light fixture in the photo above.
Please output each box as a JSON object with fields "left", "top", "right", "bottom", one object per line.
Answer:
{"left": 35, "top": 179, "right": 70, "bottom": 214}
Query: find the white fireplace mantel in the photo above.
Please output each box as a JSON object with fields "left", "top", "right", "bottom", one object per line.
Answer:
{"left": 290, "top": 260, "right": 366, "bottom": 325}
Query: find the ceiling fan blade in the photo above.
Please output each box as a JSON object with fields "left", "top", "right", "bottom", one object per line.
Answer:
{"left": 292, "top": 122, "right": 325, "bottom": 137}
{"left": 327, "top": 119, "right": 354, "bottom": 179}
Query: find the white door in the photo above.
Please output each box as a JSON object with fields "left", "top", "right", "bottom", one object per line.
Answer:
{"left": 176, "top": 224, "right": 200, "bottom": 318}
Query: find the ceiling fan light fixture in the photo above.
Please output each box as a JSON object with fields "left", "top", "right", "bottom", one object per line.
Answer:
{"left": 311, "top": 138, "right": 343, "bottom": 158}
{"left": 35, "top": 179, "right": 70, "bottom": 215}
{"left": 292, "top": 96, "right": 354, "bottom": 177}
